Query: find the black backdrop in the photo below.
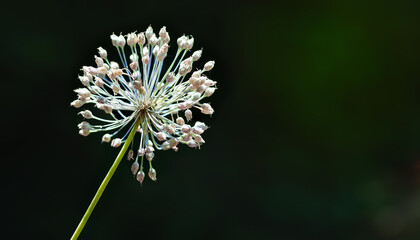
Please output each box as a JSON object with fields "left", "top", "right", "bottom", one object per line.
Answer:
{"left": 3, "top": 0, "right": 420, "bottom": 239}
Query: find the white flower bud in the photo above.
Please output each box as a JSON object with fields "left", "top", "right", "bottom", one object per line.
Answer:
{"left": 186, "top": 37, "right": 194, "bottom": 50}
{"left": 156, "top": 132, "right": 167, "bottom": 141}
{"left": 71, "top": 100, "right": 84, "bottom": 108}
{"left": 192, "top": 70, "right": 201, "bottom": 78}
{"left": 102, "top": 134, "right": 112, "bottom": 143}
{"left": 181, "top": 124, "right": 191, "bottom": 133}
{"left": 162, "top": 141, "right": 171, "bottom": 150}
{"left": 127, "top": 32, "right": 137, "bottom": 46}
{"left": 142, "top": 55, "right": 150, "bottom": 65}
{"left": 133, "top": 80, "right": 143, "bottom": 91}
{"left": 79, "top": 110, "right": 93, "bottom": 119}
{"left": 159, "top": 26, "right": 167, "bottom": 39}
{"left": 148, "top": 168, "right": 157, "bottom": 181}
{"left": 192, "top": 50, "right": 202, "bottom": 61}
{"left": 150, "top": 34, "right": 159, "bottom": 46}
{"left": 146, "top": 152, "right": 154, "bottom": 161}
{"left": 205, "top": 87, "right": 216, "bottom": 97}
{"left": 79, "top": 129, "right": 90, "bottom": 137}
{"left": 194, "top": 135, "right": 205, "bottom": 144}
{"left": 152, "top": 45, "right": 159, "bottom": 56}
{"left": 78, "top": 76, "right": 90, "bottom": 86}
{"left": 182, "top": 134, "right": 191, "bottom": 141}
{"left": 127, "top": 149, "right": 134, "bottom": 160}
{"left": 201, "top": 103, "right": 214, "bottom": 115}
{"left": 130, "top": 61, "right": 138, "bottom": 70}
{"left": 132, "top": 71, "right": 141, "bottom": 80}
{"left": 145, "top": 26, "right": 154, "bottom": 39}
{"left": 111, "top": 83, "right": 119, "bottom": 95}
{"left": 187, "top": 140, "right": 198, "bottom": 148}
{"left": 136, "top": 171, "right": 145, "bottom": 184}
{"left": 194, "top": 121, "right": 208, "bottom": 131}
{"left": 78, "top": 121, "right": 91, "bottom": 132}
{"left": 169, "top": 138, "right": 179, "bottom": 148}
{"left": 204, "top": 79, "right": 217, "bottom": 86}
{"left": 110, "top": 33, "right": 119, "bottom": 46}
{"left": 166, "top": 72, "right": 175, "bottom": 82}
{"left": 177, "top": 35, "right": 186, "bottom": 47}
{"left": 75, "top": 88, "right": 91, "bottom": 99}
{"left": 204, "top": 61, "right": 215, "bottom": 71}
{"left": 95, "top": 55, "right": 104, "bottom": 67}
{"left": 111, "top": 138, "right": 122, "bottom": 147}
{"left": 185, "top": 109, "right": 192, "bottom": 121}
{"left": 131, "top": 161, "right": 139, "bottom": 175}
{"left": 146, "top": 145, "right": 154, "bottom": 153}
{"left": 97, "top": 47, "right": 107, "bottom": 59}
{"left": 185, "top": 100, "right": 194, "bottom": 109}
{"left": 95, "top": 77, "right": 104, "bottom": 87}
{"left": 129, "top": 53, "right": 138, "bottom": 62}
{"left": 103, "top": 104, "right": 113, "bottom": 114}
{"left": 137, "top": 32, "right": 145, "bottom": 45}
{"left": 117, "top": 35, "right": 126, "bottom": 47}
{"left": 110, "top": 61, "right": 119, "bottom": 70}
{"left": 192, "top": 126, "right": 204, "bottom": 135}
{"left": 138, "top": 148, "right": 146, "bottom": 156}
{"left": 176, "top": 117, "right": 185, "bottom": 125}
{"left": 97, "top": 67, "right": 107, "bottom": 76}
{"left": 178, "top": 102, "right": 187, "bottom": 110}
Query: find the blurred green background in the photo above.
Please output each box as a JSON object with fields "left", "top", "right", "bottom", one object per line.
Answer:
{"left": 3, "top": 0, "right": 420, "bottom": 239}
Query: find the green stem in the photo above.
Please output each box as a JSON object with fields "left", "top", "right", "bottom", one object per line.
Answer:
{"left": 71, "top": 118, "right": 141, "bottom": 240}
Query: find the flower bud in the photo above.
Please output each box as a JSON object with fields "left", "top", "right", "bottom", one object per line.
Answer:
{"left": 176, "top": 117, "right": 185, "bottom": 125}
{"left": 139, "top": 86, "right": 146, "bottom": 94}
{"left": 79, "top": 110, "right": 93, "bottom": 119}
{"left": 138, "top": 148, "right": 146, "bottom": 156}
{"left": 150, "top": 34, "right": 159, "bottom": 46}
{"left": 131, "top": 161, "right": 139, "bottom": 175}
{"left": 192, "top": 50, "right": 202, "bottom": 61}
{"left": 162, "top": 141, "right": 170, "bottom": 150}
{"left": 112, "top": 84, "right": 119, "bottom": 95}
{"left": 75, "top": 88, "right": 91, "bottom": 99}
{"left": 194, "top": 135, "right": 205, "bottom": 144}
{"left": 137, "top": 32, "right": 145, "bottom": 45}
{"left": 159, "top": 26, "right": 167, "bottom": 39}
{"left": 78, "top": 76, "right": 90, "bottom": 86}
{"left": 127, "top": 149, "right": 134, "bottom": 160}
{"left": 95, "top": 77, "right": 104, "bottom": 87}
{"left": 142, "top": 55, "right": 150, "bottom": 65}
{"left": 201, "top": 103, "right": 214, "bottom": 115}
{"left": 110, "top": 33, "right": 119, "bottom": 46}
{"left": 130, "top": 61, "right": 138, "bottom": 70}
{"left": 204, "top": 61, "right": 215, "bottom": 71}
{"left": 186, "top": 37, "right": 194, "bottom": 50}
{"left": 133, "top": 80, "right": 143, "bottom": 91}
{"left": 194, "top": 121, "right": 208, "bottom": 131}
{"left": 181, "top": 124, "right": 191, "bottom": 133}
{"left": 71, "top": 100, "right": 84, "bottom": 108}
{"left": 166, "top": 72, "right": 176, "bottom": 82}
{"left": 146, "top": 152, "right": 154, "bottom": 161}
{"left": 182, "top": 134, "right": 191, "bottom": 141}
{"left": 152, "top": 45, "right": 159, "bottom": 56}
{"left": 187, "top": 140, "right": 198, "bottom": 148}
{"left": 205, "top": 87, "right": 216, "bottom": 97}
{"left": 136, "top": 171, "right": 145, "bottom": 184}
{"left": 205, "top": 79, "right": 217, "bottom": 86}
{"left": 185, "top": 109, "right": 192, "bottom": 121}
{"left": 111, "top": 138, "right": 122, "bottom": 147}
{"left": 169, "top": 138, "right": 179, "bottom": 148}
{"left": 127, "top": 32, "right": 137, "bottom": 46}
{"left": 156, "top": 132, "right": 167, "bottom": 141}
{"left": 145, "top": 26, "right": 154, "bottom": 39}
{"left": 192, "top": 126, "right": 204, "bottom": 135}
{"left": 97, "top": 47, "right": 107, "bottom": 59}
{"left": 97, "top": 67, "right": 107, "bottom": 76}
{"left": 102, "top": 134, "right": 111, "bottom": 143}
{"left": 117, "top": 35, "right": 126, "bottom": 47}
{"left": 79, "top": 129, "right": 90, "bottom": 137}
{"left": 95, "top": 55, "right": 104, "bottom": 67}
{"left": 148, "top": 168, "right": 157, "bottom": 181}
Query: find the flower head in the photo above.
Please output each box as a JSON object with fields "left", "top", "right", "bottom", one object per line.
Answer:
{"left": 71, "top": 25, "right": 216, "bottom": 183}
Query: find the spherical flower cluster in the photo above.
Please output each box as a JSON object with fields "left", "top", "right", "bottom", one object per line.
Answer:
{"left": 71, "top": 25, "right": 216, "bottom": 184}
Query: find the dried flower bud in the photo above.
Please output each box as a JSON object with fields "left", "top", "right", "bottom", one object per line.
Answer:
{"left": 127, "top": 149, "right": 134, "bottom": 160}
{"left": 139, "top": 86, "right": 146, "bottom": 94}
{"left": 111, "top": 138, "right": 122, "bottom": 147}
{"left": 192, "top": 50, "right": 202, "bottom": 61}
{"left": 102, "top": 134, "right": 112, "bottom": 143}
{"left": 133, "top": 80, "right": 143, "bottom": 91}
{"left": 136, "top": 171, "right": 145, "bottom": 184}
{"left": 185, "top": 109, "right": 192, "bottom": 121}
{"left": 148, "top": 168, "right": 157, "bottom": 181}
{"left": 204, "top": 61, "right": 215, "bottom": 71}
{"left": 97, "top": 47, "right": 107, "bottom": 59}
{"left": 131, "top": 161, "right": 139, "bottom": 175}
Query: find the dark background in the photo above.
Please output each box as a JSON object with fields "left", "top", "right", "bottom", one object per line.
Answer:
{"left": 2, "top": 0, "right": 420, "bottom": 239}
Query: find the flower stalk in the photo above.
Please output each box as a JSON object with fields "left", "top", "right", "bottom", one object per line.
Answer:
{"left": 71, "top": 118, "right": 142, "bottom": 240}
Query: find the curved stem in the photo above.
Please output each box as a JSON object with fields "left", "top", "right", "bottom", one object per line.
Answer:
{"left": 71, "top": 118, "right": 142, "bottom": 240}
